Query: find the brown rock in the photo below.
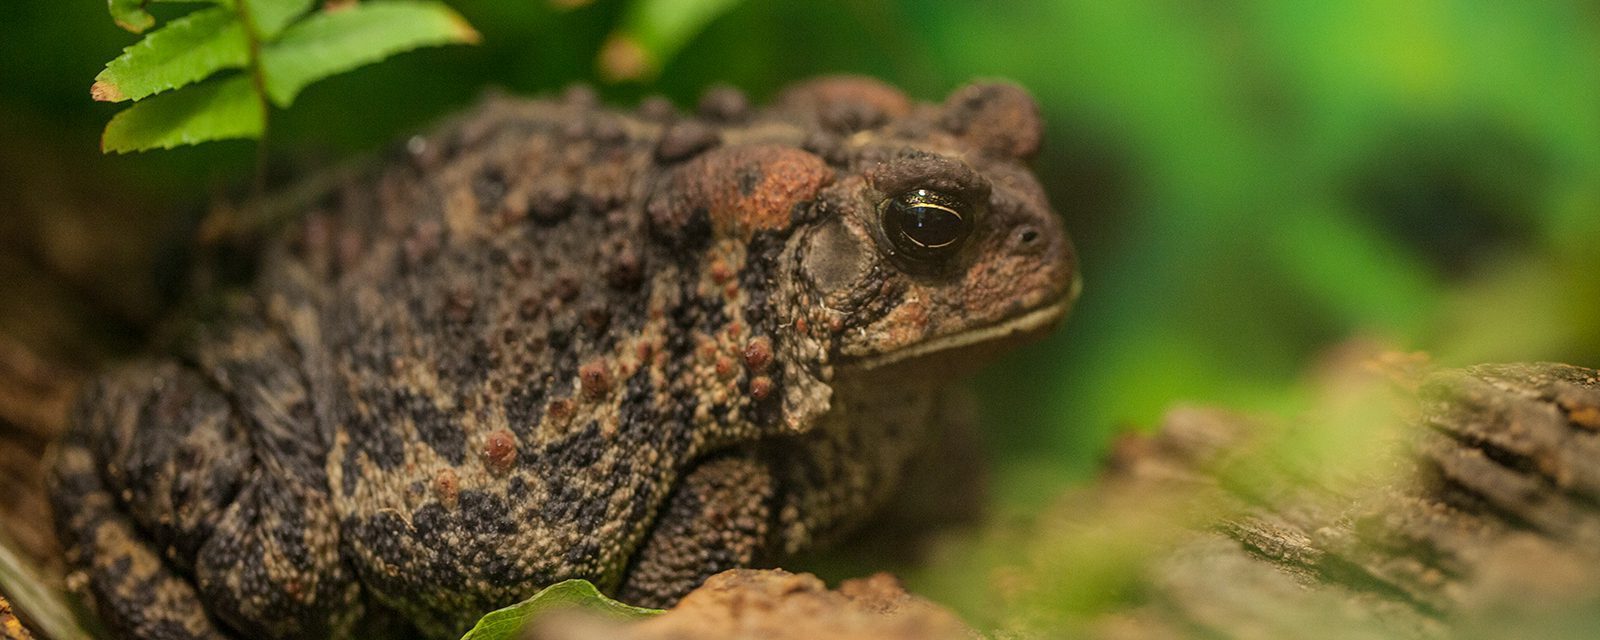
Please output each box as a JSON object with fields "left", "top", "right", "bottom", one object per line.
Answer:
{"left": 527, "top": 569, "right": 974, "bottom": 640}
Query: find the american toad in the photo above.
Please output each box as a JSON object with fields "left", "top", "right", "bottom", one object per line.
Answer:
{"left": 49, "top": 76, "right": 1077, "bottom": 639}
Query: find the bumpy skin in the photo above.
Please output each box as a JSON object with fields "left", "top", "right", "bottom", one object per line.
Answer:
{"left": 49, "top": 77, "right": 1077, "bottom": 639}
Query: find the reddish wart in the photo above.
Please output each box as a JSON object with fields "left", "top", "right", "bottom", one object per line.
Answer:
{"left": 481, "top": 430, "right": 517, "bottom": 473}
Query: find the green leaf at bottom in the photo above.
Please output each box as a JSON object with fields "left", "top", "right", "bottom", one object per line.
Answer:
{"left": 101, "top": 75, "right": 264, "bottom": 153}
{"left": 457, "top": 579, "right": 661, "bottom": 640}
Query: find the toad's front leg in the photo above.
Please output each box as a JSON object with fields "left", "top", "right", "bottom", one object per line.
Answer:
{"left": 53, "top": 417, "right": 227, "bottom": 640}
{"left": 51, "top": 315, "right": 366, "bottom": 639}
{"left": 616, "top": 454, "right": 777, "bottom": 608}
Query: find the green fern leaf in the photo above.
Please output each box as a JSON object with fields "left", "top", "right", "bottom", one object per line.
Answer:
{"left": 260, "top": 0, "right": 479, "bottom": 108}
{"left": 93, "top": 6, "right": 249, "bottom": 103}
{"left": 457, "top": 580, "right": 661, "bottom": 640}
{"left": 102, "top": 75, "right": 264, "bottom": 152}
{"left": 107, "top": 0, "right": 233, "bottom": 34}
{"left": 241, "top": 0, "right": 314, "bottom": 39}
{"left": 107, "top": 0, "right": 158, "bottom": 32}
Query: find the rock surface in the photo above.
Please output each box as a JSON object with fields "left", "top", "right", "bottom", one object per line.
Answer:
{"left": 526, "top": 569, "right": 974, "bottom": 640}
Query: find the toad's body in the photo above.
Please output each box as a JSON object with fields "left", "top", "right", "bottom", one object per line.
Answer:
{"left": 50, "top": 77, "right": 1076, "bottom": 639}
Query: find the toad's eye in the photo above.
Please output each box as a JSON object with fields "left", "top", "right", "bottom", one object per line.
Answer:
{"left": 880, "top": 189, "right": 974, "bottom": 261}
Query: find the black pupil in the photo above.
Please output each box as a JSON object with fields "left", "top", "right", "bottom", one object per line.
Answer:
{"left": 888, "top": 191, "right": 966, "bottom": 250}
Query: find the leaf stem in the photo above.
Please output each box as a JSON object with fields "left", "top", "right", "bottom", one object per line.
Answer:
{"left": 232, "top": 0, "right": 273, "bottom": 201}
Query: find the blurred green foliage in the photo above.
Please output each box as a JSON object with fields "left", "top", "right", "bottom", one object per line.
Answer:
{"left": 2, "top": 0, "right": 1598, "bottom": 632}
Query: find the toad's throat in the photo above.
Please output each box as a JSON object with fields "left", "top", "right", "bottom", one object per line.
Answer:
{"left": 842, "top": 296, "right": 1074, "bottom": 371}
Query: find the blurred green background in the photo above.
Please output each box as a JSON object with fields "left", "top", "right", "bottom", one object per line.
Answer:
{"left": 3, "top": 0, "right": 1599, "bottom": 630}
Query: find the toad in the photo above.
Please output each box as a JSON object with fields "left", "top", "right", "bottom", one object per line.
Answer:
{"left": 50, "top": 76, "right": 1077, "bottom": 639}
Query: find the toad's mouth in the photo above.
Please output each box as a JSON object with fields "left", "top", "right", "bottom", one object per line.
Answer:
{"left": 840, "top": 275, "right": 1080, "bottom": 371}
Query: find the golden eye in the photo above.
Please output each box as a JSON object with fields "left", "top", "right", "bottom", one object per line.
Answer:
{"left": 880, "top": 189, "right": 973, "bottom": 260}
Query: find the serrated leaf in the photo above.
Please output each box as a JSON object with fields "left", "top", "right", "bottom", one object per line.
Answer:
{"left": 241, "top": 0, "right": 314, "bottom": 39}
{"left": 259, "top": 1, "right": 479, "bottom": 107}
{"left": 102, "top": 75, "right": 264, "bottom": 152}
{"left": 600, "top": 0, "right": 745, "bottom": 81}
{"left": 94, "top": 7, "right": 249, "bottom": 103}
{"left": 108, "top": 0, "right": 158, "bottom": 32}
{"left": 107, "top": 0, "right": 232, "bottom": 34}
{"left": 457, "top": 580, "right": 661, "bottom": 640}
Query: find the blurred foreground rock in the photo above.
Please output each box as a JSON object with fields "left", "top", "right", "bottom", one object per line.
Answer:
{"left": 1074, "top": 362, "right": 1600, "bottom": 639}
{"left": 526, "top": 570, "right": 973, "bottom": 640}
